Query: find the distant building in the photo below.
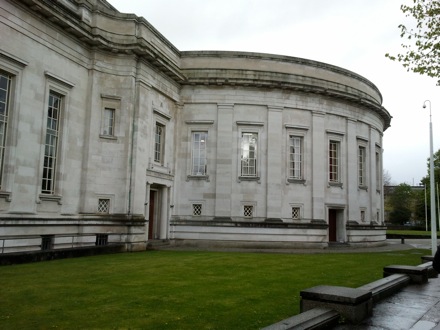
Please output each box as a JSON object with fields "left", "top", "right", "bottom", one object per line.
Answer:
{"left": 0, "top": 0, "right": 392, "bottom": 253}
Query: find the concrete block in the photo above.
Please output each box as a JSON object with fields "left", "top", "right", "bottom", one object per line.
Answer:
{"left": 300, "top": 285, "right": 372, "bottom": 324}
{"left": 383, "top": 265, "right": 429, "bottom": 284}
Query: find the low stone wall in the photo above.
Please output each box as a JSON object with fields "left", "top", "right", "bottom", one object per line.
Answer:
{"left": 0, "top": 244, "right": 125, "bottom": 266}
{"left": 170, "top": 220, "right": 387, "bottom": 249}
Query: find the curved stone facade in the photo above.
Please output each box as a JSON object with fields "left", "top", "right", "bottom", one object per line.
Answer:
{"left": 0, "top": 0, "right": 391, "bottom": 253}
{"left": 172, "top": 52, "right": 390, "bottom": 248}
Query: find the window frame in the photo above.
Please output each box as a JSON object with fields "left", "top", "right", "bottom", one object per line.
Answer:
{"left": 0, "top": 51, "right": 27, "bottom": 196}
{"left": 240, "top": 132, "right": 258, "bottom": 178}
{"left": 39, "top": 72, "right": 74, "bottom": 198}
{"left": 236, "top": 122, "right": 263, "bottom": 182}
{"left": 328, "top": 140, "right": 340, "bottom": 184}
{"left": 0, "top": 71, "right": 12, "bottom": 190}
{"left": 191, "top": 131, "right": 208, "bottom": 176}
{"left": 41, "top": 91, "right": 63, "bottom": 195}
{"left": 358, "top": 142, "right": 368, "bottom": 188}
{"left": 185, "top": 120, "right": 214, "bottom": 181}
{"left": 375, "top": 146, "right": 382, "bottom": 192}
{"left": 154, "top": 122, "right": 165, "bottom": 164}
{"left": 289, "top": 135, "right": 304, "bottom": 181}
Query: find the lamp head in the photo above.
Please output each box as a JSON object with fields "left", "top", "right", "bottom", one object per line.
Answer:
{"left": 423, "top": 105, "right": 426, "bottom": 108}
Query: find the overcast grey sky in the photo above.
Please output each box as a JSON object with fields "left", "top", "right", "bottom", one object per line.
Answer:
{"left": 110, "top": 0, "right": 440, "bottom": 185}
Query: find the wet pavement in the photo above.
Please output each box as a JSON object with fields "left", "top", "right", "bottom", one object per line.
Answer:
{"left": 336, "top": 239, "right": 440, "bottom": 330}
{"left": 334, "top": 275, "right": 440, "bottom": 330}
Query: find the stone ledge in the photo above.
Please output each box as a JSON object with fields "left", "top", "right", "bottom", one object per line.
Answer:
{"left": 300, "top": 286, "right": 372, "bottom": 324}
{"left": 418, "top": 262, "right": 438, "bottom": 279}
{"left": 383, "top": 265, "right": 428, "bottom": 284}
{"left": 261, "top": 307, "right": 340, "bottom": 330}
{"left": 421, "top": 255, "right": 434, "bottom": 263}
{"left": 358, "top": 274, "right": 410, "bottom": 303}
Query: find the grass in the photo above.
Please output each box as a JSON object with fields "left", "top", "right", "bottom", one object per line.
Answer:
{"left": 0, "top": 249, "right": 429, "bottom": 329}
{"left": 387, "top": 229, "right": 440, "bottom": 236}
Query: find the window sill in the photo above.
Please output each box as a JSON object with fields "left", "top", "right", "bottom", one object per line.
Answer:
{"left": 187, "top": 175, "right": 209, "bottom": 182}
{"left": 328, "top": 182, "right": 343, "bottom": 188}
{"left": 359, "top": 185, "right": 368, "bottom": 191}
{"left": 99, "top": 134, "right": 117, "bottom": 140}
{"left": 0, "top": 191, "right": 12, "bottom": 202}
{"left": 238, "top": 176, "right": 260, "bottom": 183}
{"left": 287, "top": 178, "right": 306, "bottom": 185}
{"left": 38, "top": 194, "right": 63, "bottom": 205}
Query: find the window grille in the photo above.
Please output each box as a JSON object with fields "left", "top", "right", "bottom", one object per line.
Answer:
{"left": 41, "top": 235, "right": 54, "bottom": 250}
{"left": 329, "top": 141, "right": 339, "bottom": 183}
{"left": 241, "top": 133, "right": 257, "bottom": 177}
{"left": 244, "top": 205, "right": 253, "bottom": 218}
{"left": 42, "top": 92, "right": 62, "bottom": 194}
{"left": 98, "top": 198, "right": 110, "bottom": 214}
{"left": 191, "top": 132, "right": 207, "bottom": 175}
{"left": 95, "top": 234, "right": 108, "bottom": 246}
{"left": 289, "top": 136, "right": 302, "bottom": 179}
{"left": 193, "top": 204, "right": 202, "bottom": 216}
{"left": 101, "top": 108, "right": 115, "bottom": 136}
{"left": 0, "top": 72, "right": 11, "bottom": 188}
{"left": 292, "top": 207, "right": 301, "bottom": 220}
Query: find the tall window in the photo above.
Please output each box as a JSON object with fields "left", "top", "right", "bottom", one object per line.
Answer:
{"left": 329, "top": 141, "right": 340, "bottom": 183}
{"left": 376, "top": 150, "right": 380, "bottom": 189}
{"left": 154, "top": 123, "right": 164, "bottom": 163}
{"left": 191, "top": 132, "right": 207, "bottom": 175}
{"left": 101, "top": 107, "right": 115, "bottom": 136}
{"left": 0, "top": 72, "right": 11, "bottom": 188}
{"left": 42, "top": 92, "right": 62, "bottom": 194}
{"left": 358, "top": 146, "right": 366, "bottom": 186}
{"left": 241, "top": 132, "right": 257, "bottom": 177}
{"left": 289, "top": 136, "right": 303, "bottom": 179}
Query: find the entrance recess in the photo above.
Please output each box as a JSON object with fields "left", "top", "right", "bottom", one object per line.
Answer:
{"left": 148, "top": 190, "right": 156, "bottom": 240}
{"left": 328, "top": 208, "right": 345, "bottom": 243}
{"left": 328, "top": 209, "right": 337, "bottom": 242}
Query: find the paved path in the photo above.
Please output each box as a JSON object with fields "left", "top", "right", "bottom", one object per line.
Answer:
{"left": 335, "top": 275, "right": 440, "bottom": 330}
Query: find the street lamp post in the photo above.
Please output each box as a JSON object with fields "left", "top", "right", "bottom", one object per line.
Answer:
{"left": 423, "top": 100, "right": 437, "bottom": 254}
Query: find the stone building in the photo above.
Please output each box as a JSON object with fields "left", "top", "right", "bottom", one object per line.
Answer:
{"left": 0, "top": 0, "right": 391, "bottom": 253}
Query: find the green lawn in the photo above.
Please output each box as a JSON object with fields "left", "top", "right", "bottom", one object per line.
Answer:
{"left": 0, "top": 249, "right": 428, "bottom": 329}
{"left": 387, "top": 229, "right": 440, "bottom": 236}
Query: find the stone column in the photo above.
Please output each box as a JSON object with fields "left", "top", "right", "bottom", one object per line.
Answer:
{"left": 311, "top": 111, "right": 326, "bottom": 222}
{"left": 214, "top": 103, "right": 234, "bottom": 219}
{"left": 266, "top": 106, "right": 283, "bottom": 220}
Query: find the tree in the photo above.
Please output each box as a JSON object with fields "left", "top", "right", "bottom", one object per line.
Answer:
{"left": 421, "top": 149, "right": 440, "bottom": 187}
{"left": 420, "top": 148, "right": 440, "bottom": 222}
{"left": 388, "top": 183, "right": 414, "bottom": 225}
{"left": 385, "top": 1, "right": 440, "bottom": 84}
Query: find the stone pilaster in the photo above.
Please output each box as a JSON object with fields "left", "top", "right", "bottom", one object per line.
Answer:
{"left": 214, "top": 104, "right": 234, "bottom": 218}
{"left": 311, "top": 111, "right": 325, "bottom": 222}
{"left": 266, "top": 106, "right": 283, "bottom": 219}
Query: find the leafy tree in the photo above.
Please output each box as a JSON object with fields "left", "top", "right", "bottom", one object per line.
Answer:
{"left": 385, "top": 1, "right": 440, "bottom": 84}
{"left": 421, "top": 149, "right": 440, "bottom": 187}
{"left": 388, "top": 183, "right": 414, "bottom": 224}
{"left": 420, "top": 148, "right": 440, "bottom": 222}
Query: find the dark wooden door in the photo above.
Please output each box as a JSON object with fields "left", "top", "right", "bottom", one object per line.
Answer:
{"left": 328, "top": 209, "right": 337, "bottom": 242}
{"left": 148, "top": 191, "right": 156, "bottom": 239}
